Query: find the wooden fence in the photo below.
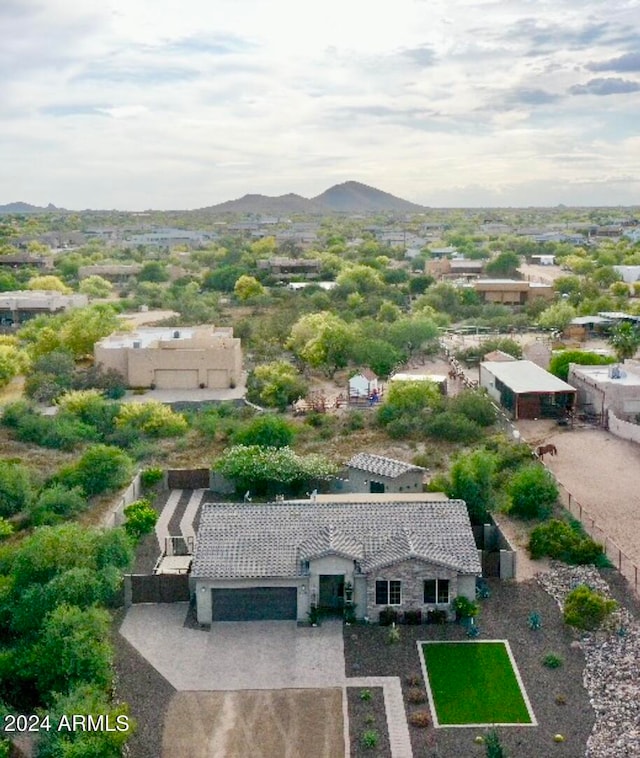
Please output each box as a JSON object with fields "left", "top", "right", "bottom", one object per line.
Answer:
{"left": 124, "top": 574, "right": 191, "bottom": 605}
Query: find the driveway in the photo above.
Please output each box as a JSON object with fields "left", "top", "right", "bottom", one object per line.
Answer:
{"left": 119, "top": 604, "right": 346, "bottom": 690}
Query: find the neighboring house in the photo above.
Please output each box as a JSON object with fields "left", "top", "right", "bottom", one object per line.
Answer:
{"left": 191, "top": 494, "right": 481, "bottom": 624}
{"left": 472, "top": 279, "right": 554, "bottom": 305}
{"left": 256, "top": 257, "right": 321, "bottom": 279}
{"left": 0, "top": 253, "right": 50, "bottom": 270}
{"left": 483, "top": 350, "right": 517, "bottom": 362}
{"left": 94, "top": 325, "right": 242, "bottom": 390}
{"left": 563, "top": 315, "right": 612, "bottom": 342}
{"left": 345, "top": 452, "right": 426, "bottom": 494}
{"left": 78, "top": 263, "right": 143, "bottom": 282}
{"left": 529, "top": 254, "right": 556, "bottom": 266}
{"left": 427, "top": 258, "right": 483, "bottom": 280}
{"left": 568, "top": 361, "right": 640, "bottom": 421}
{"left": 613, "top": 266, "right": 640, "bottom": 284}
{"left": 480, "top": 360, "right": 576, "bottom": 420}
{"left": 0, "top": 290, "right": 88, "bottom": 327}
{"left": 349, "top": 370, "right": 379, "bottom": 401}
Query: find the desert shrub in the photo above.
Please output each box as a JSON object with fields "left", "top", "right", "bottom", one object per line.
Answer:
{"left": 426, "top": 411, "right": 483, "bottom": 443}
{"left": 116, "top": 402, "right": 188, "bottom": 438}
{"left": 426, "top": 609, "right": 448, "bottom": 624}
{"left": 405, "top": 674, "right": 421, "bottom": 687}
{"left": 452, "top": 595, "right": 478, "bottom": 620}
{"left": 343, "top": 411, "right": 365, "bottom": 432}
{"left": 379, "top": 607, "right": 399, "bottom": 626}
{"left": 386, "top": 624, "right": 401, "bottom": 644}
{"left": 140, "top": 467, "right": 164, "bottom": 490}
{"left": 403, "top": 609, "right": 422, "bottom": 625}
{"left": 28, "top": 485, "right": 87, "bottom": 525}
{"left": 62, "top": 445, "right": 134, "bottom": 496}
{"left": 485, "top": 728, "right": 506, "bottom": 757}
{"left": 0, "top": 460, "right": 33, "bottom": 518}
{"left": 359, "top": 689, "right": 372, "bottom": 702}
{"left": 1, "top": 400, "right": 32, "bottom": 428}
{"left": 543, "top": 653, "right": 563, "bottom": 669}
{"left": 448, "top": 390, "right": 497, "bottom": 427}
{"left": 507, "top": 465, "right": 558, "bottom": 519}
{"left": 232, "top": 415, "right": 295, "bottom": 448}
{"left": 408, "top": 710, "right": 430, "bottom": 728}
{"left": 528, "top": 519, "right": 605, "bottom": 565}
{"left": 361, "top": 730, "right": 379, "bottom": 749}
{"left": 123, "top": 499, "right": 158, "bottom": 542}
{"left": 406, "top": 688, "right": 427, "bottom": 704}
{"left": 563, "top": 585, "right": 617, "bottom": 630}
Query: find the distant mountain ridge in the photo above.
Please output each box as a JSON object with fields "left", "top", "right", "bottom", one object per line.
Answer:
{"left": 200, "top": 181, "right": 425, "bottom": 214}
{"left": 0, "top": 201, "right": 60, "bottom": 214}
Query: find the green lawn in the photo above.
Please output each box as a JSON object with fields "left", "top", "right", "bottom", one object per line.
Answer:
{"left": 421, "top": 641, "right": 533, "bottom": 726}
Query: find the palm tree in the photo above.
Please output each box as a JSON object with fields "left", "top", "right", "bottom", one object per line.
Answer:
{"left": 608, "top": 322, "right": 640, "bottom": 362}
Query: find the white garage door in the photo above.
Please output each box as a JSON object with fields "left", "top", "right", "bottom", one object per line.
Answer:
{"left": 154, "top": 369, "right": 199, "bottom": 389}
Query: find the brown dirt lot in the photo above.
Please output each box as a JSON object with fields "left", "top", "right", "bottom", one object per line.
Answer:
{"left": 518, "top": 420, "right": 640, "bottom": 570}
{"left": 162, "top": 689, "right": 345, "bottom": 758}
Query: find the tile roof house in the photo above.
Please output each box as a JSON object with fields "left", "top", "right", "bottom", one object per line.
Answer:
{"left": 345, "top": 453, "right": 426, "bottom": 493}
{"left": 191, "top": 495, "right": 481, "bottom": 623}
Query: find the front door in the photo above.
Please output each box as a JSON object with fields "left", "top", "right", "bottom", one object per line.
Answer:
{"left": 319, "top": 575, "right": 344, "bottom": 612}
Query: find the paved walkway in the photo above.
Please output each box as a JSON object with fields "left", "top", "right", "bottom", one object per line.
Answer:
{"left": 120, "top": 605, "right": 414, "bottom": 757}
{"left": 180, "top": 489, "right": 205, "bottom": 542}
{"left": 155, "top": 489, "right": 182, "bottom": 550}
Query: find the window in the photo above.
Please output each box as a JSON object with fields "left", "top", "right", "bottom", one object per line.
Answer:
{"left": 424, "top": 579, "right": 450, "bottom": 604}
{"left": 375, "top": 580, "right": 402, "bottom": 605}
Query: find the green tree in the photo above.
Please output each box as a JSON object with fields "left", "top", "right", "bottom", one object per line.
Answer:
{"left": 234, "top": 274, "right": 265, "bottom": 301}
{"left": 351, "top": 338, "right": 403, "bottom": 379}
{"left": 507, "top": 465, "right": 558, "bottom": 519}
{"left": 608, "top": 322, "right": 640, "bottom": 361}
{"left": 123, "top": 499, "right": 158, "bottom": 542}
{"left": 448, "top": 390, "right": 497, "bottom": 427}
{"left": 31, "top": 604, "right": 113, "bottom": 700}
{"left": 137, "top": 261, "right": 169, "bottom": 282}
{"left": 67, "top": 445, "right": 133, "bottom": 496}
{"left": 27, "top": 275, "right": 71, "bottom": 293}
{"left": 447, "top": 449, "right": 496, "bottom": 523}
{"left": 548, "top": 350, "right": 615, "bottom": 381}
{"left": 78, "top": 275, "right": 113, "bottom": 298}
{"left": 36, "top": 684, "right": 133, "bottom": 758}
{"left": 287, "top": 312, "right": 354, "bottom": 374}
{"left": 28, "top": 484, "right": 87, "bottom": 525}
{"left": 485, "top": 251, "right": 520, "bottom": 278}
{"left": 0, "top": 460, "right": 32, "bottom": 518}
{"left": 0, "top": 343, "right": 27, "bottom": 388}
{"left": 232, "top": 415, "right": 295, "bottom": 448}
{"left": 247, "top": 362, "right": 308, "bottom": 410}
{"left": 537, "top": 301, "right": 577, "bottom": 331}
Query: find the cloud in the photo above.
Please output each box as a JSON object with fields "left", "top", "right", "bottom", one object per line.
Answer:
{"left": 587, "top": 52, "right": 640, "bottom": 72}
{"left": 399, "top": 45, "right": 437, "bottom": 67}
{"left": 569, "top": 77, "right": 640, "bottom": 96}
{"left": 505, "top": 88, "right": 560, "bottom": 106}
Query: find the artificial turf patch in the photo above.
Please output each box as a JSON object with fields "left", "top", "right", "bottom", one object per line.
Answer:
{"left": 421, "top": 641, "right": 533, "bottom": 726}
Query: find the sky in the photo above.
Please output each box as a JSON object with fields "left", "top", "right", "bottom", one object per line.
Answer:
{"left": 2, "top": 0, "right": 640, "bottom": 210}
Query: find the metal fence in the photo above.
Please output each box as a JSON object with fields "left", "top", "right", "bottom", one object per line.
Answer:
{"left": 548, "top": 472, "right": 639, "bottom": 597}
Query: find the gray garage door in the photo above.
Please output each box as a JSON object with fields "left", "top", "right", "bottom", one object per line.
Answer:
{"left": 212, "top": 587, "right": 297, "bottom": 621}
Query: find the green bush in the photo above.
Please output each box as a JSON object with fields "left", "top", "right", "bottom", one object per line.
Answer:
{"left": 452, "top": 595, "right": 478, "bottom": 620}
{"left": 123, "top": 499, "right": 158, "bottom": 542}
{"left": 140, "top": 467, "right": 164, "bottom": 490}
{"left": 543, "top": 653, "right": 563, "bottom": 669}
{"left": 0, "top": 460, "right": 33, "bottom": 518}
{"left": 232, "top": 414, "right": 295, "bottom": 448}
{"left": 528, "top": 519, "right": 605, "bottom": 565}
{"left": 563, "top": 585, "right": 617, "bottom": 631}
{"left": 426, "top": 411, "right": 482, "bottom": 443}
{"left": 116, "top": 402, "right": 188, "bottom": 438}
{"left": 64, "top": 445, "right": 134, "bottom": 496}
{"left": 28, "top": 485, "right": 87, "bottom": 525}
{"left": 361, "top": 730, "right": 379, "bottom": 749}
{"left": 507, "top": 465, "right": 558, "bottom": 519}
{"left": 448, "top": 390, "right": 497, "bottom": 427}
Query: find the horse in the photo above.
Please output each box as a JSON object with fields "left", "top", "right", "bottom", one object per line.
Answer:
{"left": 536, "top": 443, "right": 557, "bottom": 459}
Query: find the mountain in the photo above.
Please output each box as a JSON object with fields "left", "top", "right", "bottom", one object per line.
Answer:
{"left": 0, "top": 202, "right": 61, "bottom": 214}
{"left": 312, "top": 181, "right": 425, "bottom": 213}
{"left": 201, "top": 193, "right": 325, "bottom": 215}
{"left": 200, "top": 181, "right": 425, "bottom": 214}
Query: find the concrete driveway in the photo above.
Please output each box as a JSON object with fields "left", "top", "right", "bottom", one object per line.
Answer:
{"left": 119, "top": 603, "right": 346, "bottom": 691}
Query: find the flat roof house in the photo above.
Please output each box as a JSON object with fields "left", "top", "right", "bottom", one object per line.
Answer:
{"left": 345, "top": 453, "right": 426, "bottom": 494}
{"left": 94, "top": 325, "right": 242, "bottom": 390}
{"left": 472, "top": 279, "right": 554, "bottom": 305}
{"left": 191, "top": 495, "right": 481, "bottom": 624}
{"left": 480, "top": 360, "right": 575, "bottom": 420}
{"left": 568, "top": 361, "right": 640, "bottom": 421}
{"left": 0, "top": 290, "right": 88, "bottom": 327}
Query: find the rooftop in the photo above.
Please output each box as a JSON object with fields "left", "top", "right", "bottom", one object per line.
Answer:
{"left": 569, "top": 364, "right": 640, "bottom": 387}
{"left": 347, "top": 452, "right": 425, "bottom": 478}
{"left": 482, "top": 360, "right": 576, "bottom": 394}
{"left": 192, "top": 498, "right": 480, "bottom": 579}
